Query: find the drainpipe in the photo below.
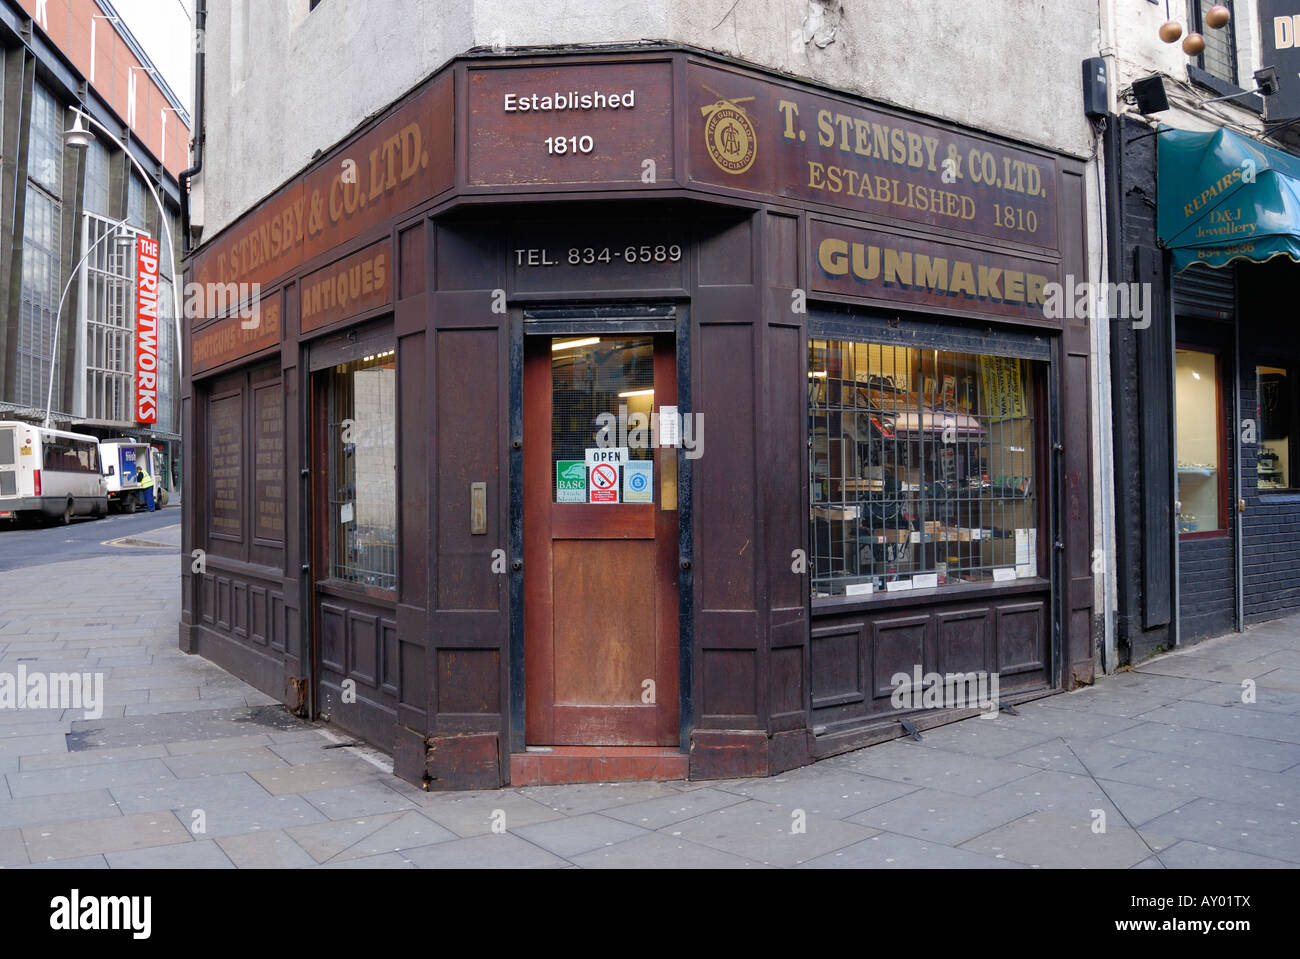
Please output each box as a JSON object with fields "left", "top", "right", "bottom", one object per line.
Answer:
{"left": 178, "top": 0, "right": 205, "bottom": 253}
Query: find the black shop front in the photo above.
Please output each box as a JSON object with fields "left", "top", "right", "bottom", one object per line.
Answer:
{"left": 181, "top": 45, "right": 1095, "bottom": 789}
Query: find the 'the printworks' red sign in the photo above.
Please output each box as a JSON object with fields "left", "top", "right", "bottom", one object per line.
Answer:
{"left": 135, "top": 236, "right": 160, "bottom": 424}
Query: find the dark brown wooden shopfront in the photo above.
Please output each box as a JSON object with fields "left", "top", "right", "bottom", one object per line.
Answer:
{"left": 180, "top": 44, "right": 1096, "bottom": 790}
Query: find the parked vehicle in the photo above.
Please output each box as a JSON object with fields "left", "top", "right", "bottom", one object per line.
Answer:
{"left": 0, "top": 421, "right": 108, "bottom": 525}
{"left": 99, "top": 439, "right": 156, "bottom": 513}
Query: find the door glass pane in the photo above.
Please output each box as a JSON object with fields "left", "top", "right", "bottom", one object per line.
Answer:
{"left": 1257, "top": 365, "right": 1293, "bottom": 491}
{"left": 550, "top": 337, "right": 654, "bottom": 504}
{"left": 1175, "top": 349, "right": 1222, "bottom": 534}
{"left": 327, "top": 350, "right": 397, "bottom": 588}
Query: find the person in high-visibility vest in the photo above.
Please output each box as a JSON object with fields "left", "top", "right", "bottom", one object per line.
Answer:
{"left": 135, "top": 467, "right": 156, "bottom": 512}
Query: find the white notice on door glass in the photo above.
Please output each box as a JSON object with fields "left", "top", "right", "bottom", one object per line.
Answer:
{"left": 844, "top": 582, "right": 873, "bottom": 596}
{"left": 659, "top": 407, "right": 680, "bottom": 447}
{"left": 886, "top": 579, "right": 915, "bottom": 592}
{"left": 913, "top": 573, "right": 939, "bottom": 589}
{"left": 993, "top": 567, "right": 1017, "bottom": 582}
{"left": 340, "top": 502, "right": 354, "bottom": 525}
{"left": 1015, "top": 528, "right": 1038, "bottom": 578}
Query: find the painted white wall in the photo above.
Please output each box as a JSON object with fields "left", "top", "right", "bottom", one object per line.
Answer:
{"left": 1106, "top": 0, "right": 1266, "bottom": 134}
{"left": 193, "top": 0, "right": 1104, "bottom": 237}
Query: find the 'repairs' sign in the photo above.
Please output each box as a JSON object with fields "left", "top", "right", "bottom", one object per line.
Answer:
{"left": 135, "top": 236, "right": 160, "bottom": 424}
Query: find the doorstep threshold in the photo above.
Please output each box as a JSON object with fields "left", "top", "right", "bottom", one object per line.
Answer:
{"left": 510, "top": 745, "right": 688, "bottom": 786}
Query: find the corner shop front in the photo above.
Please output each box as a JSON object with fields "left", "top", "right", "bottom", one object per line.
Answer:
{"left": 181, "top": 45, "right": 1095, "bottom": 789}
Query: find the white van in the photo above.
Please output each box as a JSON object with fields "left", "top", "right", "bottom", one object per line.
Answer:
{"left": 0, "top": 421, "right": 108, "bottom": 524}
{"left": 98, "top": 439, "right": 160, "bottom": 513}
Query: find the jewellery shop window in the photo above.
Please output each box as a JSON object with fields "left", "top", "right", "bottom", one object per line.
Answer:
{"left": 809, "top": 339, "right": 1043, "bottom": 598}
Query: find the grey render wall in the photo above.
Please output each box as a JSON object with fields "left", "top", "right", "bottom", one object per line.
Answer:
{"left": 192, "top": 0, "right": 1102, "bottom": 238}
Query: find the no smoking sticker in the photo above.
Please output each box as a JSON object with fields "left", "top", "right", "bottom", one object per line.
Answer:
{"left": 589, "top": 461, "right": 620, "bottom": 503}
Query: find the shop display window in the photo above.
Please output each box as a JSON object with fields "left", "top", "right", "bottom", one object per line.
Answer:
{"left": 326, "top": 350, "right": 397, "bottom": 589}
{"left": 1175, "top": 349, "right": 1225, "bottom": 535}
{"left": 1257, "top": 364, "right": 1296, "bottom": 492}
{"left": 809, "top": 339, "right": 1043, "bottom": 598}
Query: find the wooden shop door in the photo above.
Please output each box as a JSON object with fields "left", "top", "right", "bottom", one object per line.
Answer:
{"left": 523, "top": 333, "right": 679, "bottom": 746}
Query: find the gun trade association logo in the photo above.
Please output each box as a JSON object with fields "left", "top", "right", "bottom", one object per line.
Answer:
{"left": 701, "top": 85, "right": 757, "bottom": 175}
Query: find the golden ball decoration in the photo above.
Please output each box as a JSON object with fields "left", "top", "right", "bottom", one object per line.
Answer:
{"left": 1183, "top": 32, "right": 1206, "bottom": 56}
{"left": 1205, "top": 5, "right": 1231, "bottom": 29}
{"left": 1159, "top": 20, "right": 1183, "bottom": 43}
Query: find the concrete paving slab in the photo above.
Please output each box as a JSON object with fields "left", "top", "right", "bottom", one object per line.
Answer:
{"left": 299, "top": 781, "right": 418, "bottom": 820}
{"left": 511, "top": 812, "right": 649, "bottom": 859}
{"left": 710, "top": 768, "right": 920, "bottom": 819}
{"left": 905, "top": 719, "right": 1061, "bottom": 759}
{"left": 847, "top": 787, "right": 1039, "bottom": 845}
{"left": 1100, "top": 720, "right": 1300, "bottom": 771}
{"left": 318, "top": 851, "right": 417, "bottom": 868}
{"left": 325, "top": 811, "right": 458, "bottom": 862}
{"left": 1140, "top": 798, "right": 1300, "bottom": 863}
{"left": 415, "top": 790, "right": 565, "bottom": 837}
{"left": 161, "top": 746, "right": 288, "bottom": 778}
{"left": 106, "top": 838, "right": 235, "bottom": 868}
{"left": 960, "top": 811, "right": 1164, "bottom": 868}
{"left": 664, "top": 799, "right": 877, "bottom": 867}
{"left": 0, "top": 827, "right": 28, "bottom": 866}
{"left": 828, "top": 740, "right": 1040, "bottom": 796}
{"left": 601, "top": 786, "right": 749, "bottom": 829}
{"left": 1134, "top": 699, "right": 1300, "bottom": 742}
{"left": 1154, "top": 839, "right": 1296, "bottom": 868}
{"left": 6, "top": 757, "right": 175, "bottom": 799}
{"left": 398, "top": 833, "right": 570, "bottom": 869}
{"left": 22, "top": 810, "right": 192, "bottom": 862}
{"left": 799, "top": 831, "right": 1023, "bottom": 868}
{"left": 215, "top": 829, "right": 318, "bottom": 868}
{"left": 249, "top": 760, "right": 385, "bottom": 796}
{"left": 569, "top": 831, "right": 765, "bottom": 868}
{"left": 516, "top": 780, "right": 685, "bottom": 816}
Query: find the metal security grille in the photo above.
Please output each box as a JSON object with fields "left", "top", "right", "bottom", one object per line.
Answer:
{"left": 809, "top": 339, "right": 1042, "bottom": 597}
{"left": 1195, "top": 0, "right": 1237, "bottom": 85}
{"left": 326, "top": 352, "right": 397, "bottom": 589}
{"left": 18, "top": 193, "right": 62, "bottom": 410}
{"left": 17, "top": 84, "right": 64, "bottom": 410}
{"left": 82, "top": 214, "right": 141, "bottom": 422}
{"left": 84, "top": 138, "right": 112, "bottom": 217}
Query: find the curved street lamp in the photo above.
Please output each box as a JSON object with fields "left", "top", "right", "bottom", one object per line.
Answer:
{"left": 42, "top": 215, "right": 135, "bottom": 428}
{"left": 54, "top": 107, "right": 186, "bottom": 425}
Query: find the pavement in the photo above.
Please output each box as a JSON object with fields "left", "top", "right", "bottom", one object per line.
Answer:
{"left": 1, "top": 546, "right": 1299, "bottom": 868}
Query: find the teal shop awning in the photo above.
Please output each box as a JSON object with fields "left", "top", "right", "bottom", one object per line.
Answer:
{"left": 1158, "top": 126, "right": 1300, "bottom": 271}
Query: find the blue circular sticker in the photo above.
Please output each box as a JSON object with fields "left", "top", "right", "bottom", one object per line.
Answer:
{"left": 630, "top": 472, "right": 647, "bottom": 491}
